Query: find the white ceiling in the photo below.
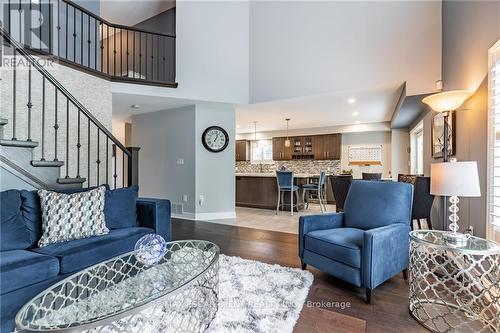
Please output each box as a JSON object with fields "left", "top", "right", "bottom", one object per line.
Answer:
{"left": 112, "top": 93, "right": 192, "bottom": 121}
{"left": 100, "top": 0, "right": 175, "bottom": 27}
{"left": 112, "top": 92, "right": 234, "bottom": 121}
{"left": 111, "top": 0, "right": 442, "bottom": 134}
{"left": 235, "top": 84, "right": 403, "bottom": 134}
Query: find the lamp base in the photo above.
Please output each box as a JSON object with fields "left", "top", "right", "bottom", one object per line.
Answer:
{"left": 443, "top": 231, "right": 470, "bottom": 247}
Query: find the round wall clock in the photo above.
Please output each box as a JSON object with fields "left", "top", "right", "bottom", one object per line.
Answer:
{"left": 202, "top": 126, "right": 229, "bottom": 153}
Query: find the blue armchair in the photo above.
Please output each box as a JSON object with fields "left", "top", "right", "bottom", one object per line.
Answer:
{"left": 299, "top": 180, "right": 413, "bottom": 303}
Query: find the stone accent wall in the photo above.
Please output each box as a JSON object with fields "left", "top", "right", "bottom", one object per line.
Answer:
{"left": 1, "top": 54, "right": 113, "bottom": 187}
{"left": 236, "top": 160, "right": 341, "bottom": 175}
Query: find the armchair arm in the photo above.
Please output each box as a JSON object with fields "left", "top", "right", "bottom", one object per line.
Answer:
{"left": 136, "top": 198, "right": 171, "bottom": 241}
{"left": 299, "top": 213, "right": 344, "bottom": 258}
{"left": 362, "top": 223, "right": 410, "bottom": 289}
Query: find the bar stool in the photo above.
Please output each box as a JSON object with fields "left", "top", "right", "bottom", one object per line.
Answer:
{"left": 331, "top": 174, "right": 353, "bottom": 212}
{"left": 301, "top": 171, "right": 327, "bottom": 213}
{"left": 362, "top": 172, "right": 382, "bottom": 180}
{"left": 276, "top": 170, "right": 300, "bottom": 216}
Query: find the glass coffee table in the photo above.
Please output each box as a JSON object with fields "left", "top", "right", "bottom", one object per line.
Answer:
{"left": 16, "top": 240, "right": 220, "bottom": 333}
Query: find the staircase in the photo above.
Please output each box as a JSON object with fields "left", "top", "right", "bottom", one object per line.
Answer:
{"left": 2, "top": 0, "right": 176, "bottom": 87}
{"left": 1, "top": 27, "right": 136, "bottom": 191}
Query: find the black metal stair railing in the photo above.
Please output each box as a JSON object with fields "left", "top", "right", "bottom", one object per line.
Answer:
{"left": 3, "top": 0, "right": 176, "bottom": 87}
{"left": 1, "top": 26, "right": 136, "bottom": 189}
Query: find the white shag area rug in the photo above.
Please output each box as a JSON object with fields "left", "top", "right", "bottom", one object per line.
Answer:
{"left": 207, "top": 255, "right": 314, "bottom": 333}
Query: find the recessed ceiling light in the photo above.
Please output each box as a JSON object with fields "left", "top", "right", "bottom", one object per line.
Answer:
{"left": 348, "top": 98, "right": 356, "bottom": 104}
{"left": 236, "top": 125, "right": 241, "bottom": 129}
{"left": 352, "top": 111, "right": 359, "bottom": 116}
{"left": 355, "top": 120, "right": 361, "bottom": 124}
{"left": 130, "top": 104, "right": 140, "bottom": 109}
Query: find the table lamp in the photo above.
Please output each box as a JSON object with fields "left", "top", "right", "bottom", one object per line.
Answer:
{"left": 430, "top": 161, "right": 481, "bottom": 246}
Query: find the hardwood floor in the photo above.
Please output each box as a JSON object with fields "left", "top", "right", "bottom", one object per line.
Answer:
{"left": 172, "top": 219, "right": 427, "bottom": 333}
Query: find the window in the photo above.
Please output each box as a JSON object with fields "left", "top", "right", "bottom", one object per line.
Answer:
{"left": 487, "top": 39, "right": 500, "bottom": 241}
{"left": 250, "top": 139, "right": 273, "bottom": 163}
{"left": 410, "top": 121, "right": 424, "bottom": 175}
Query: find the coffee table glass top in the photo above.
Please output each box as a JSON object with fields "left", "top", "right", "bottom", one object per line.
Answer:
{"left": 410, "top": 230, "right": 500, "bottom": 254}
{"left": 16, "top": 240, "right": 219, "bottom": 332}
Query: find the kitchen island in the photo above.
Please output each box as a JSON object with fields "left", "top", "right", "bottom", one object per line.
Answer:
{"left": 235, "top": 173, "right": 333, "bottom": 211}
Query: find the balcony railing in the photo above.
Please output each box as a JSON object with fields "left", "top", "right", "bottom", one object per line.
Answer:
{"left": 3, "top": 0, "right": 177, "bottom": 87}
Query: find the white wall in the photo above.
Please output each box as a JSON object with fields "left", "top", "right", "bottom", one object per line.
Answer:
{"left": 113, "top": 0, "right": 250, "bottom": 105}
{"left": 131, "top": 104, "right": 236, "bottom": 219}
{"left": 391, "top": 129, "right": 410, "bottom": 178}
{"left": 249, "top": 0, "right": 441, "bottom": 103}
{"left": 175, "top": 0, "right": 249, "bottom": 103}
{"left": 131, "top": 106, "right": 197, "bottom": 214}
{"left": 195, "top": 105, "right": 236, "bottom": 219}
{"left": 341, "top": 131, "right": 392, "bottom": 179}
{"left": 112, "top": 118, "right": 126, "bottom": 145}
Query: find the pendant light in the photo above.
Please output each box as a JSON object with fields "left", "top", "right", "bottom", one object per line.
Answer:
{"left": 284, "top": 118, "right": 291, "bottom": 147}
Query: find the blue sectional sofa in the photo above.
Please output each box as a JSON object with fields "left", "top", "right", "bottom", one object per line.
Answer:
{"left": 0, "top": 186, "right": 171, "bottom": 332}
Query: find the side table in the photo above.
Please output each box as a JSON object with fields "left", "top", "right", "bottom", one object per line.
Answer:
{"left": 409, "top": 230, "right": 500, "bottom": 332}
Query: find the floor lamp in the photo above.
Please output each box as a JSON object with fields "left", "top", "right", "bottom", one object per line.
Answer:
{"left": 422, "top": 90, "right": 472, "bottom": 231}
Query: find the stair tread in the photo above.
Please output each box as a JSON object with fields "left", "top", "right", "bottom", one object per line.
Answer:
{"left": 31, "top": 160, "right": 65, "bottom": 167}
{"left": 0, "top": 139, "right": 39, "bottom": 148}
{"left": 57, "top": 177, "right": 86, "bottom": 184}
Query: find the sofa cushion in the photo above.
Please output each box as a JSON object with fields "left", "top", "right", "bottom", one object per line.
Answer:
{"left": 1, "top": 190, "right": 32, "bottom": 251}
{"left": 104, "top": 185, "right": 139, "bottom": 229}
{"left": 32, "top": 227, "right": 153, "bottom": 274}
{"left": 20, "top": 186, "right": 111, "bottom": 247}
{"left": 37, "top": 187, "right": 109, "bottom": 247}
{"left": 305, "top": 228, "right": 363, "bottom": 268}
{"left": 0, "top": 250, "right": 60, "bottom": 294}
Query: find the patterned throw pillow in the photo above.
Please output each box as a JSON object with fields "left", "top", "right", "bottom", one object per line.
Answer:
{"left": 37, "top": 186, "right": 109, "bottom": 247}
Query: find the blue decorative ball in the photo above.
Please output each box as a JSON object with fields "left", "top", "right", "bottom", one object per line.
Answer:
{"left": 134, "top": 234, "right": 167, "bottom": 265}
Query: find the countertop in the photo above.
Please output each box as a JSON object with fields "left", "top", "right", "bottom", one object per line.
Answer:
{"left": 235, "top": 173, "right": 322, "bottom": 178}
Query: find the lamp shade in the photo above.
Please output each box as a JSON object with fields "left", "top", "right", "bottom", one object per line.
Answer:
{"left": 422, "top": 90, "right": 472, "bottom": 112}
{"left": 430, "top": 161, "right": 480, "bottom": 197}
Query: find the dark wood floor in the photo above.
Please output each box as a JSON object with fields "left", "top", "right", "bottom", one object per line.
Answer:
{"left": 172, "top": 219, "right": 427, "bottom": 333}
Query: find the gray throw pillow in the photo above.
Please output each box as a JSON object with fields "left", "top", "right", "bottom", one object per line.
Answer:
{"left": 38, "top": 186, "right": 109, "bottom": 247}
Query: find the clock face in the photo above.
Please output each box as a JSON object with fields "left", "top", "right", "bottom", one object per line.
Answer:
{"left": 202, "top": 126, "right": 229, "bottom": 152}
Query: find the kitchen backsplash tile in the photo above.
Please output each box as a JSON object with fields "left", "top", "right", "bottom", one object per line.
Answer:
{"left": 236, "top": 160, "right": 341, "bottom": 174}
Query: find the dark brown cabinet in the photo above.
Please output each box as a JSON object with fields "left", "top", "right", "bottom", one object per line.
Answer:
{"left": 325, "top": 134, "right": 341, "bottom": 160}
{"left": 273, "top": 137, "right": 292, "bottom": 160}
{"left": 235, "top": 140, "right": 249, "bottom": 161}
{"left": 272, "top": 134, "right": 341, "bottom": 160}
{"left": 313, "top": 136, "right": 325, "bottom": 160}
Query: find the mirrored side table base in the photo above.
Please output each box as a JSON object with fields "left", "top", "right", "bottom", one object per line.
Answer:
{"left": 409, "top": 230, "right": 500, "bottom": 333}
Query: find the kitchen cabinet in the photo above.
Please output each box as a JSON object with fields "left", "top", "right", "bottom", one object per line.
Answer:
{"left": 273, "top": 137, "right": 292, "bottom": 160}
{"left": 236, "top": 174, "right": 307, "bottom": 210}
{"left": 313, "top": 136, "right": 325, "bottom": 160}
{"left": 291, "top": 137, "right": 314, "bottom": 159}
{"left": 273, "top": 134, "right": 341, "bottom": 160}
{"left": 235, "top": 140, "right": 249, "bottom": 161}
{"left": 324, "top": 134, "right": 341, "bottom": 160}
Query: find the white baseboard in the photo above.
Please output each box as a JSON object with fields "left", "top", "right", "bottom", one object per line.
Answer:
{"left": 171, "top": 211, "right": 236, "bottom": 221}
{"left": 171, "top": 212, "right": 196, "bottom": 220}
{"left": 194, "top": 211, "right": 236, "bottom": 221}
